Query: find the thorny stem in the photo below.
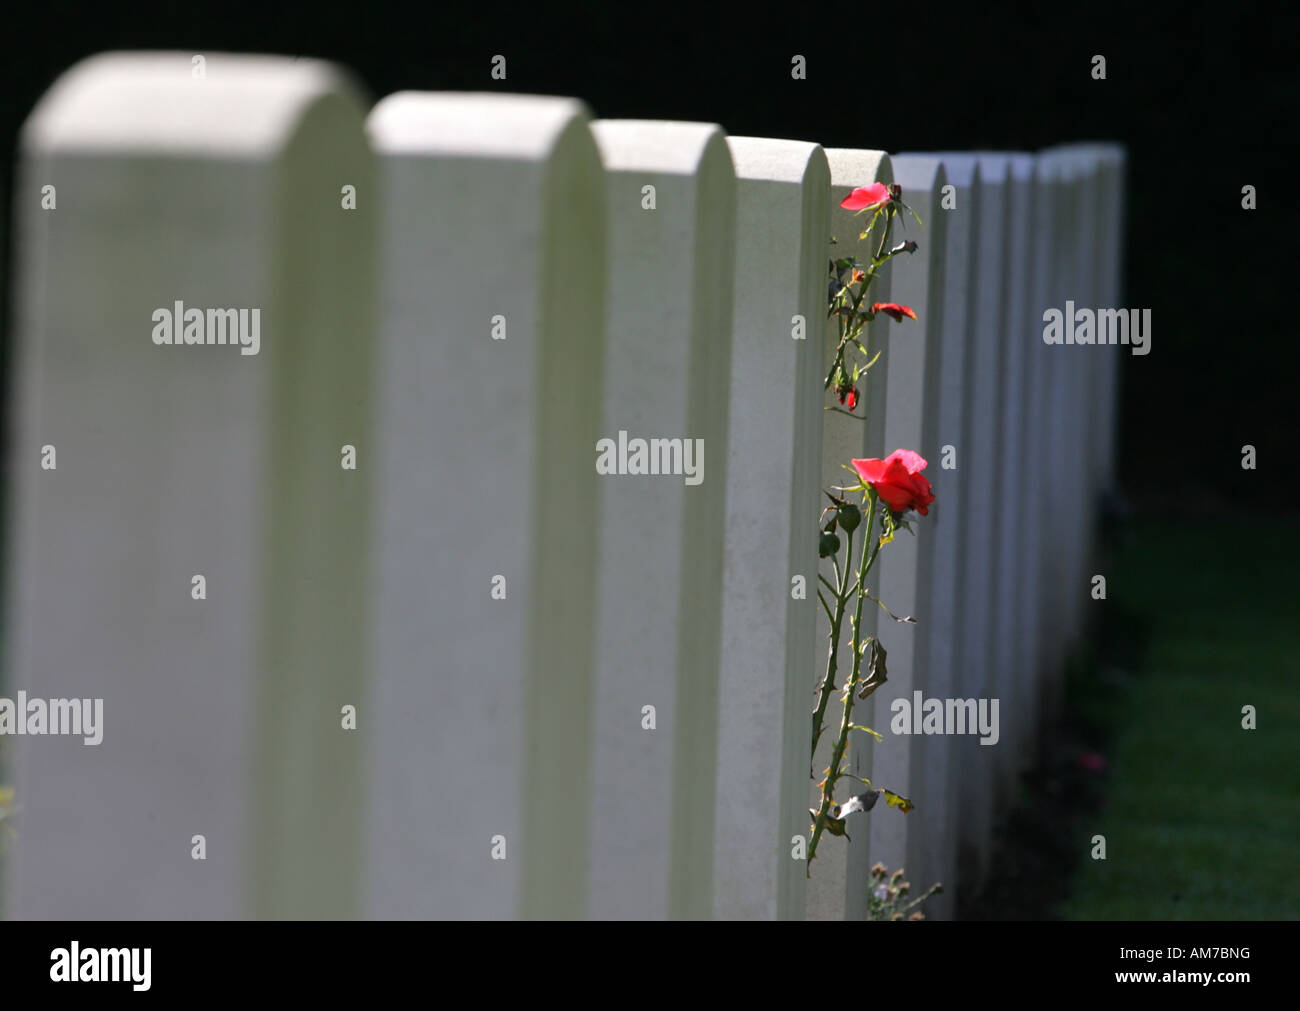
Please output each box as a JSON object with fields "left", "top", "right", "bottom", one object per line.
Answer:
{"left": 811, "top": 522, "right": 854, "bottom": 761}
{"left": 809, "top": 489, "right": 881, "bottom": 869}
{"left": 823, "top": 206, "right": 896, "bottom": 392}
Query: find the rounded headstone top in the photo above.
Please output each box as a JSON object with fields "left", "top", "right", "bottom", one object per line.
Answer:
{"left": 889, "top": 155, "right": 945, "bottom": 192}
{"left": 906, "top": 152, "right": 979, "bottom": 188}
{"left": 590, "top": 120, "right": 727, "bottom": 175}
{"left": 725, "top": 137, "right": 827, "bottom": 185}
{"left": 1038, "top": 144, "right": 1104, "bottom": 181}
{"left": 1072, "top": 143, "right": 1126, "bottom": 172}
{"left": 965, "top": 150, "right": 1035, "bottom": 181}
{"left": 970, "top": 152, "right": 1011, "bottom": 183}
{"left": 22, "top": 51, "right": 367, "bottom": 157}
{"left": 824, "top": 148, "right": 891, "bottom": 187}
{"left": 1004, "top": 153, "right": 1036, "bottom": 181}
{"left": 368, "top": 92, "right": 592, "bottom": 160}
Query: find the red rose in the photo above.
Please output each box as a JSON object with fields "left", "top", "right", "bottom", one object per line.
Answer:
{"left": 1077, "top": 751, "right": 1108, "bottom": 774}
{"left": 846, "top": 387, "right": 858, "bottom": 411}
{"left": 871, "top": 302, "right": 917, "bottom": 323}
{"left": 850, "top": 449, "right": 935, "bottom": 515}
{"left": 840, "top": 183, "right": 891, "bottom": 211}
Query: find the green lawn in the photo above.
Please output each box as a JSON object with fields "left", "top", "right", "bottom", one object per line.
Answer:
{"left": 1059, "top": 517, "right": 1300, "bottom": 920}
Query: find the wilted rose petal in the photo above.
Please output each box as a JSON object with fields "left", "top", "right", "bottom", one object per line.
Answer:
{"left": 871, "top": 302, "right": 917, "bottom": 323}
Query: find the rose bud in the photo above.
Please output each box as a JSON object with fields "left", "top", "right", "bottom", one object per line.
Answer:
{"left": 836, "top": 503, "right": 861, "bottom": 533}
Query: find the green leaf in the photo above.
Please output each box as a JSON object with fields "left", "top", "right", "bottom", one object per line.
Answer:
{"left": 849, "top": 723, "right": 884, "bottom": 743}
{"left": 881, "top": 789, "right": 914, "bottom": 814}
{"left": 822, "top": 814, "right": 850, "bottom": 837}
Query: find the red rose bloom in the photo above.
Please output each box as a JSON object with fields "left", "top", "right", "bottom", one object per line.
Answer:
{"left": 850, "top": 449, "right": 935, "bottom": 515}
{"left": 840, "top": 183, "right": 891, "bottom": 211}
{"left": 845, "top": 387, "right": 858, "bottom": 411}
{"left": 871, "top": 302, "right": 917, "bottom": 322}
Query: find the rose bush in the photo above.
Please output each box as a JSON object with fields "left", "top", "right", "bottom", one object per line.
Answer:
{"left": 808, "top": 177, "right": 941, "bottom": 920}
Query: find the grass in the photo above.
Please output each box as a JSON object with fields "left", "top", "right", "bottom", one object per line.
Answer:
{"left": 1057, "top": 516, "right": 1300, "bottom": 920}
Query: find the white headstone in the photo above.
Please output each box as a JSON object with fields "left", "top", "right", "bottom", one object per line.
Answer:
{"left": 4, "top": 52, "right": 374, "bottom": 919}
{"left": 807, "top": 148, "right": 892, "bottom": 921}
{"left": 585, "top": 120, "right": 735, "bottom": 920}
{"left": 1084, "top": 145, "right": 1127, "bottom": 499}
{"left": 364, "top": 92, "right": 606, "bottom": 919}
{"left": 1022, "top": 154, "right": 1069, "bottom": 739}
{"left": 866, "top": 155, "right": 948, "bottom": 898}
{"left": 1053, "top": 144, "right": 1125, "bottom": 526}
{"left": 1055, "top": 149, "right": 1103, "bottom": 662}
{"left": 900, "top": 153, "right": 980, "bottom": 918}
{"left": 920, "top": 151, "right": 1008, "bottom": 892}
{"left": 987, "top": 153, "right": 1036, "bottom": 792}
{"left": 1035, "top": 148, "right": 1081, "bottom": 728}
{"left": 713, "top": 137, "right": 828, "bottom": 921}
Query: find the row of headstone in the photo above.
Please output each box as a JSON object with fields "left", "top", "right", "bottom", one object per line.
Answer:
{"left": 854, "top": 144, "right": 1126, "bottom": 917}
{"left": 1, "top": 51, "right": 1124, "bottom": 920}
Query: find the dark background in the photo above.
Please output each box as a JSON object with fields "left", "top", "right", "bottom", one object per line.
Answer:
{"left": 2, "top": 1, "right": 1295, "bottom": 512}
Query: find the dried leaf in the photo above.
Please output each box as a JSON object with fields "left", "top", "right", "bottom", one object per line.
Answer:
{"left": 863, "top": 590, "right": 917, "bottom": 624}
{"left": 857, "top": 640, "right": 888, "bottom": 699}
{"left": 830, "top": 790, "right": 880, "bottom": 819}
